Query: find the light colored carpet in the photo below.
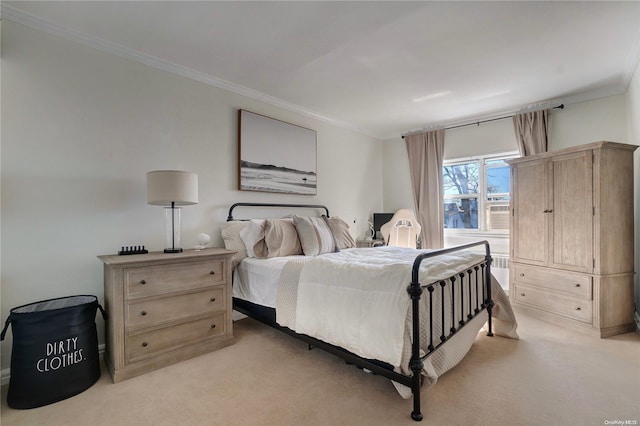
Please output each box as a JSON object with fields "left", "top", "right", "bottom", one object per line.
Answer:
{"left": 1, "top": 307, "right": 639, "bottom": 426}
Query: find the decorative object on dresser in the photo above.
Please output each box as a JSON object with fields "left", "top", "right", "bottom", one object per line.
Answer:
{"left": 508, "top": 141, "right": 638, "bottom": 337}
{"left": 195, "top": 233, "right": 211, "bottom": 250}
{"left": 118, "top": 245, "right": 148, "bottom": 255}
{"left": 146, "top": 170, "right": 199, "bottom": 253}
{"left": 98, "top": 248, "right": 235, "bottom": 382}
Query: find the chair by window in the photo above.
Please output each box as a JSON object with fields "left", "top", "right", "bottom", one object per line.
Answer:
{"left": 380, "top": 209, "right": 422, "bottom": 248}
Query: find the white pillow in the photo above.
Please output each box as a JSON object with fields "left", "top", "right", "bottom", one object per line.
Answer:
{"left": 221, "top": 221, "right": 249, "bottom": 268}
{"left": 239, "top": 219, "right": 265, "bottom": 258}
{"left": 327, "top": 216, "right": 356, "bottom": 249}
{"left": 293, "top": 215, "right": 337, "bottom": 256}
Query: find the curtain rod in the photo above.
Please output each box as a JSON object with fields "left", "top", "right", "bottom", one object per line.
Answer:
{"left": 401, "top": 104, "right": 564, "bottom": 138}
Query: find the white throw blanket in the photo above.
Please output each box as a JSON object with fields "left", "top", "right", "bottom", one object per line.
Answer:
{"left": 293, "top": 247, "right": 496, "bottom": 367}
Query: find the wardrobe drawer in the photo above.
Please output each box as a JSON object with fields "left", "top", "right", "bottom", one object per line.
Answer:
{"left": 126, "top": 314, "right": 225, "bottom": 363}
{"left": 514, "top": 284, "right": 592, "bottom": 323}
{"left": 124, "top": 260, "right": 224, "bottom": 299}
{"left": 125, "top": 287, "right": 224, "bottom": 330}
{"left": 513, "top": 264, "right": 591, "bottom": 298}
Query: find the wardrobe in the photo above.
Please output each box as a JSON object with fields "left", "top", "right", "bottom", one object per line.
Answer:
{"left": 508, "top": 141, "right": 637, "bottom": 337}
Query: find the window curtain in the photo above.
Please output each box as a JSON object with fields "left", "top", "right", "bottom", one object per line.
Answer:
{"left": 404, "top": 130, "right": 445, "bottom": 249}
{"left": 512, "top": 109, "right": 551, "bottom": 156}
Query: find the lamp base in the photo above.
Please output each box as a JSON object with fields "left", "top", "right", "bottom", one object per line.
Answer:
{"left": 164, "top": 248, "right": 183, "bottom": 253}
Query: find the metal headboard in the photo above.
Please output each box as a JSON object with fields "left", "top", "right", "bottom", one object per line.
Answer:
{"left": 227, "top": 202, "right": 330, "bottom": 221}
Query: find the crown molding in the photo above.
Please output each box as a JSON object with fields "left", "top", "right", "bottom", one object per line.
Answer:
{"left": 1, "top": 4, "right": 378, "bottom": 139}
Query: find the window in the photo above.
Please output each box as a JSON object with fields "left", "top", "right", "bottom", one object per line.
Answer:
{"left": 443, "top": 153, "right": 516, "bottom": 233}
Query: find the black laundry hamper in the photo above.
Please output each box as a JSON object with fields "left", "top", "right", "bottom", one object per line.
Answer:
{"left": 1, "top": 295, "right": 106, "bottom": 409}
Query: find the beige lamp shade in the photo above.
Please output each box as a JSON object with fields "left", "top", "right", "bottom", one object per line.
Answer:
{"left": 146, "top": 170, "right": 198, "bottom": 206}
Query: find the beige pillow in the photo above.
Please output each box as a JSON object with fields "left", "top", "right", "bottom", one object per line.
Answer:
{"left": 293, "top": 215, "right": 336, "bottom": 256}
{"left": 327, "top": 217, "right": 356, "bottom": 249}
{"left": 221, "top": 221, "right": 248, "bottom": 268}
{"left": 263, "top": 218, "right": 302, "bottom": 257}
{"left": 239, "top": 219, "right": 267, "bottom": 258}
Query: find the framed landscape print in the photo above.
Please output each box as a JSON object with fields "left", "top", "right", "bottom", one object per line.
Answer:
{"left": 238, "top": 110, "right": 317, "bottom": 195}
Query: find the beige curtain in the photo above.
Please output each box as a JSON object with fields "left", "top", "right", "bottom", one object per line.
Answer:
{"left": 404, "top": 130, "right": 445, "bottom": 249}
{"left": 513, "top": 109, "right": 551, "bottom": 156}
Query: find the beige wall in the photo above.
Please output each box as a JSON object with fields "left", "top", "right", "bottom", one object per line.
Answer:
{"left": 0, "top": 21, "right": 383, "bottom": 371}
{"left": 625, "top": 59, "right": 640, "bottom": 325}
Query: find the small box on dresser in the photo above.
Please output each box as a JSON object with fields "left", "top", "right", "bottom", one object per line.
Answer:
{"left": 98, "top": 248, "right": 235, "bottom": 382}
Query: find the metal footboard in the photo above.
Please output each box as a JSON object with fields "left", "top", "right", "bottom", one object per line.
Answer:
{"left": 407, "top": 240, "right": 494, "bottom": 421}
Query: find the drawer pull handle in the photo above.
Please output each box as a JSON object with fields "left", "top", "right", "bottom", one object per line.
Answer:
{"left": 210, "top": 297, "right": 216, "bottom": 302}
{"left": 209, "top": 271, "right": 216, "bottom": 275}
{"left": 520, "top": 293, "right": 526, "bottom": 297}
{"left": 142, "top": 342, "right": 148, "bottom": 347}
{"left": 140, "top": 280, "right": 146, "bottom": 285}
{"left": 141, "top": 311, "right": 147, "bottom": 316}
{"left": 575, "top": 284, "right": 581, "bottom": 287}
{"left": 575, "top": 307, "right": 581, "bottom": 311}
{"left": 211, "top": 323, "right": 216, "bottom": 329}
{"left": 519, "top": 273, "right": 525, "bottom": 277}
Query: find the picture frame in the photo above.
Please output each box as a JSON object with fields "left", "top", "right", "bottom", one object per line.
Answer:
{"left": 238, "top": 110, "right": 317, "bottom": 195}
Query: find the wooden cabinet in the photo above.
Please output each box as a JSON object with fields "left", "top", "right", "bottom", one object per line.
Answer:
{"left": 99, "top": 248, "right": 235, "bottom": 382}
{"left": 508, "top": 141, "right": 637, "bottom": 337}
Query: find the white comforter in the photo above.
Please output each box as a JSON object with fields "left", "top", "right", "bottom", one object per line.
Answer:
{"left": 270, "top": 246, "right": 518, "bottom": 397}
{"left": 295, "top": 247, "right": 494, "bottom": 366}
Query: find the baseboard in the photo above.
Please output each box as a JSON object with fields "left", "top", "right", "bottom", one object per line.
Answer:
{"left": 1, "top": 344, "right": 106, "bottom": 386}
{"left": 635, "top": 311, "right": 640, "bottom": 335}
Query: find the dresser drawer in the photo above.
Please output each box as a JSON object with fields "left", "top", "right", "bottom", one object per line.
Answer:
{"left": 127, "top": 314, "right": 225, "bottom": 363}
{"left": 513, "top": 264, "right": 591, "bottom": 298}
{"left": 125, "top": 287, "right": 224, "bottom": 330}
{"left": 125, "top": 260, "right": 224, "bottom": 299}
{"left": 514, "top": 284, "right": 592, "bottom": 323}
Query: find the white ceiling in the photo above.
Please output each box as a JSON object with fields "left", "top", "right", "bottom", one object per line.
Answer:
{"left": 4, "top": 1, "right": 640, "bottom": 139}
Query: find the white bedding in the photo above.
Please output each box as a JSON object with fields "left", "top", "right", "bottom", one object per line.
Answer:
{"left": 233, "top": 246, "right": 518, "bottom": 396}
{"left": 232, "top": 255, "right": 309, "bottom": 308}
{"left": 294, "top": 246, "right": 489, "bottom": 367}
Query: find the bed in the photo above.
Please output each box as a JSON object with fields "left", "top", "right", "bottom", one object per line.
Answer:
{"left": 223, "top": 202, "right": 518, "bottom": 421}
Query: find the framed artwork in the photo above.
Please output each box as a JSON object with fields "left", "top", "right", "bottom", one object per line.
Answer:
{"left": 238, "top": 110, "right": 317, "bottom": 195}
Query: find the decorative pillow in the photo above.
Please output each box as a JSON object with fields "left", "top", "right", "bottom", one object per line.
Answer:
{"left": 263, "top": 218, "right": 302, "bottom": 257}
{"left": 326, "top": 217, "right": 356, "bottom": 249}
{"left": 293, "top": 215, "right": 337, "bottom": 256}
{"left": 221, "top": 221, "right": 249, "bottom": 268}
{"left": 239, "top": 219, "right": 267, "bottom": 258}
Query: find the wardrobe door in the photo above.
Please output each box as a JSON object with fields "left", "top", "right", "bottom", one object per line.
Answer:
{"left": 511, "top": 158, "right": 547, "bottom": 266}
{"left": 548, "top": 150, "right": 593, "bottom": 273}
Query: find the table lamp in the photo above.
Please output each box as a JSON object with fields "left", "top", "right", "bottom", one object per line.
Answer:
{"left": 146, "top": 170, "right": 198, "bottom": 253}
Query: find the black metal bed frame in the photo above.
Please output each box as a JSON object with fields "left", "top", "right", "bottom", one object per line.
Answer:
{"left": 227, "top": 202, "right": 494, "bottom": 421}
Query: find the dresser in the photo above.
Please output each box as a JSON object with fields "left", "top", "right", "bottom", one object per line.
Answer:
{"left": 508, "top": 141, "right": 637, "bottom": 337}
{"left": 98, "top": 248, "right": 235, "bottom": 382}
